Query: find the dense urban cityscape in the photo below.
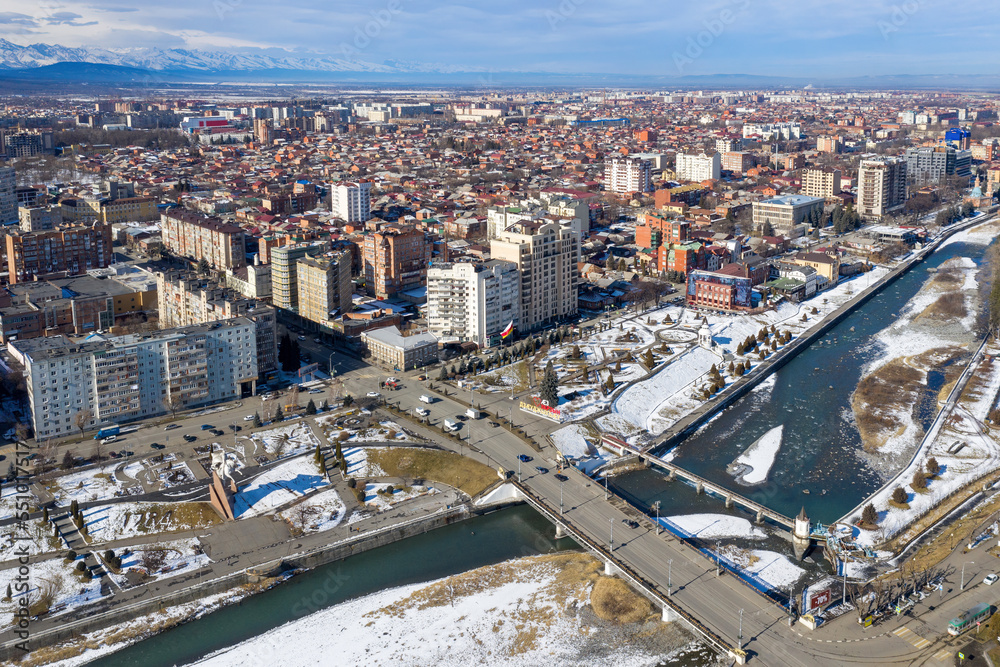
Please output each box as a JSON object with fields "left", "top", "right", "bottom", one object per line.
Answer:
{"left": 2, "top": 4, "right": 1000, "bottom": 666}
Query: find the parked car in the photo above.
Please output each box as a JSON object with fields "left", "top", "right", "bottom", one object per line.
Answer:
{"left": 314, "top": 338, "right": 321, "bottom": 343}
{"left": 164, "top": 424, "right": 181, "bottom": 431}
{"left": 108, "top": 451, "right": 120, "bottom": 459}
{"left": 366, "top": 391, "right": 381, "bottom": 398}
{"left": 101, "top": 435, "right": 118, "bottom": 444}
{"left": 985, "top": 574, "right": 998, "bottom": 586}
{"left": 517, "top": 454, "right": 532, "bottom": 463}
{"left": 150, "top": 443, "right": 165, "bottom": 450}
{"left": 200, "top": 424, "right": 213, "bottom": 431}
{"left": 309, "top": 389, "right": 323, "bottom": 394}
{"left": 243, "top": 415, "right": 255, "bottom": 421}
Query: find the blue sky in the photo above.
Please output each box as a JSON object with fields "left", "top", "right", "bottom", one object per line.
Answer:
{"left": 0, "top": 0, "right": 995, "bottom": 76}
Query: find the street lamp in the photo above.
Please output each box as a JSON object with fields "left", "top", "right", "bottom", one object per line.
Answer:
{"left": 716, "top": 541, "right": 721, "bottom": 576}
{"left": 667, "top": 558, "right": 673, "bottom": 597}
{"left": 327, "top": 352, "right": 336, "bottom": 376}
{"left": 738, "top": 608, "right": 744, "bottom": 650}
{"left": 560, "top": 478, "right": 564, "bottom": 517}
{"left": 652, "top": 500, "right": 661, "bottom": 535}
{"left": 962, "top": 561, "right": 975, "bottom": 591}
{"left": 609, "top": 517, "right": 614, "bottom": 553}
{"left": 517, "top": 457, "right": 521, "bottom": 483}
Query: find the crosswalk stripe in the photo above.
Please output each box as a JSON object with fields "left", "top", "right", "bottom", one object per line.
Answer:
{"left": 913, "top": 638, "right": 931, "bottom": 648}
{"left": 893, "top": 627, "right": 911, "bottom": 637}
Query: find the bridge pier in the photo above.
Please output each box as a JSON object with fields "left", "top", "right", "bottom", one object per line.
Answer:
{"left": 555, "top": 524, "right": 567, "bottom": 539}
{"left": 725, "top": 495, "right": 733, "bottom": 509}
{"left": 667, "top": 469, "right": 676, "bottom": 481}
{"left": 755, "top": 511, "right": 763, "bottom": 524}
{"left": 695, "top": 482, "right": 703, "bottom": 495}
{"left": 604, "top": 559, "right": 619, "bottom": 576}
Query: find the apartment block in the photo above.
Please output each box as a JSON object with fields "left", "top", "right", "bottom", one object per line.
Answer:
{"left": 100, "top": 196, "right": 159, "bottom": 224}
{"left": 362, "top": 226, "right": 431, "bottom": 299}
{"left": 801, "top": 168, "right": 842, "bottom": 199}
{"left": 427, "top": 260, "right": 520, "bottom": 348}
{"left": 270, "top": 242, "right": 329, "bottom": 311}
{"left": 330, "top": 181, "right": 372, "bottom": 223}
{"left": 156, "top": 271, "right": 277, "bottom": 375}
{"left": 296, "top": 250, "right": 353, "bottom": 330}
{"left": 603, "top": 156, "right": 652, "bottom": 194}
{"left": 675, "top": 152, "right": 721, "bottom": 182}
{"left": 721, "top": 151, "right": 754, "bottom": 174}
{"left": 10, "top": 318, "right": 258, "bottom": 438}
{"left": 6, "top": 224, "right": 114, "bottom": 283}
{"left": 905, "top": 145, "right": 972, "bottom": 185}
{"left": 18, "top": 205, "right": 61, "bottom": 232}
{"left": 490, "top": 219, "right": 579, "bottom": 331}
{"left": 0, "top": 166, "right": 15, "bottom": 225}
{"left": 752, "top": 195, "right": 825, "bottom": 234}
{"left": 857, "top": 156, "right": 907, "bottom": 221}
{"left": 161, "top": 209, "right": 246, "bottom": 270}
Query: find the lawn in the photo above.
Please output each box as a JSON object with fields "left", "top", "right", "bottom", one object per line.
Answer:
{"left": 365, "top": 448, "right": 498, "bottom": 497}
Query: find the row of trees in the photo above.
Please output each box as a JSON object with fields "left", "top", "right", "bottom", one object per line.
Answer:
{"left": 278, "top": 333, "right": 301, "bottom": 372}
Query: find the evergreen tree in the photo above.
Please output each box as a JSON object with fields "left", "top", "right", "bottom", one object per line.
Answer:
{"left": 274, "top": 405, "right": 284, "bottom": 422}
{"left": 891, "top": 486, "right": 907, "bottom": 504}
{"left": 42, "top": 506, "right": 48, "bottom": 523}
{"left": 572, "top": 344, "right": 581, "bottom": 360}
{"left": 604, "top": 373, "right": 615, "bottom": 393}
{"left": 314, "top": 444, "right": 322, "bottom": 464}
{"left": 306, "top": 399, "right": 317, "bottom": 415}
{"left": 197, "top": 257, "right": 210, "bottom": 274}
{"left": 320, "top": 399, "right": 328, "bottom": 411}
{"left": 926, "top": 457, "right": 940, "bottom": 476}
{"left": 438, "top": 366, "right": 448, "bottom": 381}
{"left": 911, "top": 470, "right": 928, "bottom": 490}
{"left": 615, "top": 358, "right": 622, "bottom": 372}
{"left": 540, "top": 362, "right": 559, "bottom": 407}
{"left": 861, "top": 503, "right": 878, "bottom": 526}
{"left": 644, "top": 348, "right": 655, "bottom": 367}
{"left": 4, "top": 583, "right": 10, "bottom": 600}
{"left": 252, "top": 412, "right": 262, "bottom": 428}
{"left": 736, "top": 342, "right": 745, "bottom": 355}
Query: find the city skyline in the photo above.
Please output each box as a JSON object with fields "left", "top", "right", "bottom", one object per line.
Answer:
{"left": 0, "top": 0, "right": 996, "bottom": 78}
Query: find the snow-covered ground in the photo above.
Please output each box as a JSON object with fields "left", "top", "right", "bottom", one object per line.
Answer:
{"left": 730, "top": 425, "right": 784, "bottom": 485}
{"left": 0, "top": 555, "right": 104, "bottom": 630}
{"left": 341, "top": 446, "right": 388, "bottom": 477}
{"left": 276, "top": 488, "right": 346, "bottom": 534}
{"left": 715, "top": 545, "right": 805, "bottom": 590}
{"left": 233, "top": 457, "right": 329, "bottom": 519}
{"left": 79, "top": 501, "right": 212, "bottom": 543}
{"left": 109, "top": 537, "right": 210, "bottom": 589}
{"left": 363, "top": 482, "right": 438, "bottom": 511}
{"left": 251, "top": 422, "right": 322, "bottom": 460}
{"left": 550, "top": 424, "right": 596, "bottom": 459}
{"left": 663, "top": 514, "right": 766, "bottom": 540}
{"left": 42, "top": 468, "right": 121, "bottom": 505}
{"left": 188, "top": 554, "right": 704, "bottom": 667}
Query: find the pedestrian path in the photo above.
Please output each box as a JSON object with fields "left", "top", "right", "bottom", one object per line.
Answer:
{"left": 892, "top": 625, "right": 932, "bottom": 649}
{"left": 931, "top": 648, "right": 952, "bottom": 664}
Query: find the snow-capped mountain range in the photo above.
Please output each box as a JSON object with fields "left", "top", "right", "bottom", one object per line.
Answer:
{"left": 0, "top": 39, "right": 483, "bottom": 73}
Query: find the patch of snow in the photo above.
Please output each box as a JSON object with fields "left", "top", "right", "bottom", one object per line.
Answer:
{"left": 730, "top": 425, "right": 784, "bottom": 485}
{"left": 664, "top": 514, "right": 766, "bottom": 540}
{"left": 363, "top": 483, "right": 438, "bottom": 511}
{"left": 550, "top": 424, "right": 594, "bottom": 459}
{"left": 233, "top": 457, "right": 328, "bottom": 519}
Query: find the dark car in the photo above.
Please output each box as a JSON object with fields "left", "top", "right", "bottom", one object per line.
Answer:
{"left": 150, "top": 443, "right": 165, "bottom": 450}
{"left": 554, "top": 473, "right": 568, "bottom": 482}
{"left": 200, "top": 424, "right": 213, "bottom": 431}
{"left": 119, "top": 450, "right": 134, "bottom": 458}
{"left": 517, "top": 454, "right": 532, "bottom": 463}
{"left": 534, "top": 466, "right": 548, "bottom": 475}
{"left": 184, "top": 434, "right": 198, "bottom": 442}
{"left": 210, "top": 429, "right": 225, "bottom": 436}
{"left": 109, "top": 451, "right": 120, "bottom": 459}
{"left": 455, "top": 414, "right": 467, "bottom": 421}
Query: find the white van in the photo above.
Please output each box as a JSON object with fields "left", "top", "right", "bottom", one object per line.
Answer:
{"left": 420, "top": 395, "right": 434, "bottom": 404}
{"left": 444, "top": 419, "right": 459, "bottom": 431}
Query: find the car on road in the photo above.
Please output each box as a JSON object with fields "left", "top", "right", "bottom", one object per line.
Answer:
{"left": 164, "top": 424, "right": 180, "bottom": 431}
{"left": 314, "top": 338, "right": 321, "bottom": 343}
{"left": 183, "top": 434, "right": 198, "bottom": 442}
{"left": 150, "top": 443, "right": 165, "bottom": 450}
{"left": 243, "top": 415, "right": 255, "bottom": 421}
{"left": 210, "top": 429, "right": 225, "bottom": 436}
{"left": 119, "top": 450, "right": 134, "bottom": 458}
{"left": 309, "top": 389, "right": 323, "bottom": 394}
{"left": 517, "top": 454, "right": 532, "bottom": 463}
{"left": 488, "top": 421, "right": 499, "bottom": 428}
{"left": 261, "top": 394, "right": 274, "bottom": 401}
{"left": 455, "top": 414, "right": 467, "bottom": 421}
{"left": 554, "top": 474, "right": 569, "bottom": 482}
{"left": 534, "top": 466, "right": 548, "bottom": 475}
{"left": 417, "top": 375, "right": 426, "bottom": 381}
{"left": 109, "top": 451, "right": 120, "bottom": 458}
{"left": 416, "top": 408, "right": 430, "bottom": 417}
{"left": 386, "top": 376, "right": 399, "bottom": 384}
{"left": 985, "top": 574, "right": 999, "bottom": 586}
{"left": 200, "top": 424, "right": 213, "bottom": 430}
{"left": 366, "top": 391, "right": 381, "bottom": 398}
{"left": 0, "top": 455, "right": 6, "bottom": 461}
{"left": 101, "top": 435, "right": 118, "bottom": 444}
{"left": 297, "top": 335, "right": 306, "bottom": 340}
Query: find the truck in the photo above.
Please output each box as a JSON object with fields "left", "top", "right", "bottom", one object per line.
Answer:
{"left": 95, "top": 426, "right": 120, "bottom": 440}
{"left": 444, "top": 419, "right": 459, "bottom": 431}
{"left": 420, "top": 395, "right": 434, "bottom": 404}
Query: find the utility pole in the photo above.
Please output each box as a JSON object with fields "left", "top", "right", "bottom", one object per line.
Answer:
{"left": 652, "top": 500, "right": 661, "bottom": 535}
{"left": 738, "top": 608, "right": 744, "bottom": 650}
{"left": 609, "top": 517, "right": 614, "bottom": 553}
{"left": 668, "top": 559, "right": 672, "bottom": 597}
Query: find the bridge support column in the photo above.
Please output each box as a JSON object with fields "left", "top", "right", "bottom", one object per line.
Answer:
{"left": 755, "top": 511, "right": 763, "bottom": 524}
{"left": 667, "top": 469, "right": 676, "bottom": 481}
{"left": 695, "top": 482, "right": 703, "bottom": 495}
{"left": 725, "top": 495, "right": 733, "bottom": 509}
{"left": 604, "top": 559, "right": 619, "bottom": 576}
{"left": 555, "top": 524, "right": 567, "bottom": 539}
{"left": 662, "top": 604, "right": 680, "bottom": 623}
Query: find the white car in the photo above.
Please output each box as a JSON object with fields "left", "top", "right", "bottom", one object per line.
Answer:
{"left": 985, "top": 574, "right": 999, "bottom": 586}
{"left": 101, "top": 435, "right": 117, "bottom": 444}
{"left": 243, "top": 415, "right": 255, "bottom": 421}
{"left": 416, "top": 408, "right": 430, "bottom": 417}
{"left": 366, "top": 391, "right": 381, "bottom": 398}
{"left": 386, "top": 377, "right": 399, "bottom": 384}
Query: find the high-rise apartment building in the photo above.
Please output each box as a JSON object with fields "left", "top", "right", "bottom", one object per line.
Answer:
{"left": 857, "top": 156, "right": 907, "bottom": 221}
{"left": 156, "top": 271, "right": 277, "bottom": 375}
{"left": 675, "top": 152, "right": 721, "bottom": 182}
{"left": 270, "top": 242, "right": 329, "bottom": 312}
{"left": 0, "top": 166, "right": 15, "bottom": 225}
{"left": 296, "top": 250, "right": 353, "bottom": 330}
{"left": 752, "top": 195, "right": 825, "bottom": 234}
{"left": 10, "top": 318, "right": 258, "bottom": 438}
{"left": 18, "top": 205, "right": 61, "bottom": 232}
{"left": 426, "top": 260, "right": 520, "bottom": 348}
{"left": 362, "top": 226, "right": 431, "bottom": 299}
{"left": 603, "top": 156, "right": 652, "bottom": 194}
{"left": 801, "top": 168, "right": 842, "bottom": 199}
{"left": 6, "top": 224, "right": 114, "bottom": 283}
{"left": 490, "top": 220, "right": 578, "bottom": 331}
{"left": 905, "top": 145, "right": 972, "bottom": 185}
{"left": 721, "top": 152, "right": 754, "bottom": 174}
{"left": 160, "top": 209, "right": 246, "bottom": 270}
{"left": 330, "top": 181, "right": 372, "bottom": 223}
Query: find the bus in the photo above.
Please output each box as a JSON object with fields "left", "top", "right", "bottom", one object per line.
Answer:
{"left": 94, "top": 426, "right": 120, "bottom": 440}
{"left": 948, "top": 603, "right": 991, "bottom": 636}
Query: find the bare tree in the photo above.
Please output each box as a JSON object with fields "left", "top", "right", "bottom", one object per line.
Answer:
{"left": 162, "top": 394, "right": 184, "bottom": 420}
{"left": 73, "top": 409, "right": 93, "bottom": 441}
